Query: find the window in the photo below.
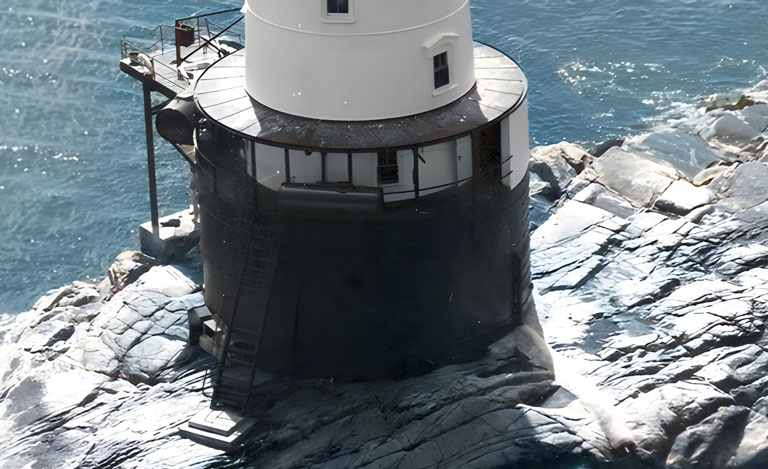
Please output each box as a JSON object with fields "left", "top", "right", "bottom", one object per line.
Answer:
{"left": 377, "top": 151, "right": 399, "bottom": 185}
{"left": 322, "top": 0, "right": 354, "bottom": 23}
{"left": 433, "top": 52, "right": 450, "bottom": 89}
{"left": 327, "top": 0, "right": 349, "bottom": 15}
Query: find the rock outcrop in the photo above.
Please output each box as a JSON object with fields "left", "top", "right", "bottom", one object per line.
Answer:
{"left": 531, "top": 80, "right": 768, "bottom": 468}
{"left": 0, "top": 254, "right": 219, "bottom": 468}
{"left": 1, "top": 265, "right": 574, "bottom": 468}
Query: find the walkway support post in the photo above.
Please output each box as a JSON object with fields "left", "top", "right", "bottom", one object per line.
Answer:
{"left": 143, "top": 82, "right": 160, "bottom": 236}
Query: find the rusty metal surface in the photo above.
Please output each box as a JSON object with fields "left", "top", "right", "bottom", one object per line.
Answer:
{"left": 194, "top": 42, "right": 528, "bottom": 152}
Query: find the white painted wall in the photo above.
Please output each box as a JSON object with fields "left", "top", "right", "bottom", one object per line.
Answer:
{"left": 243, "top": 0, "right": 475, "bottom": 120}
{"left": 351, "top": 152, "right": 377, "bottom": 187}
{"left": 288, "top": 150, "right": 323, "bottom": 184}
{"left": 382, "top": 150, "right": 415, "bottom": 203}
{"left": 456, "top": 136, "right": 473, "bottom": 185}
{"left": 254, "top": 143, "right": 286, "bottom": 191}
{"left": 326, "top": 153, "right": 349, "bottom": 182}
{"left": 419, "top": 142, "right": 457, "bottom": 197}
{"left": 500, "top": 98, "right": 531, "bottom": 190}
{"left": 248, "top": 123, "right": 531, "bottom": 205}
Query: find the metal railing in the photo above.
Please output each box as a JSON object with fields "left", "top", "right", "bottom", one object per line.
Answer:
{"left": 120, "top": 24, "right": 176, "bottom": 60}
{"left": 176, "top": 15, "right": 244, "bottom": 67}
{"left": 382, "top": 154, "right": 517, "bottom": 198}
{"left": 120, "top": 39, "right": 183, "bottom": 91}
{"left": 120, "top": 9, "right": 244, "bottom": 86}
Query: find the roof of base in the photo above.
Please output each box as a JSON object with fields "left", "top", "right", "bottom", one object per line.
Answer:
{"left": 194, "top": 42, "right": 527, "bottom": 152}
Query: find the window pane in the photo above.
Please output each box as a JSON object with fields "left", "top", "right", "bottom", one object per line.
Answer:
{"left": 328, "top": 0, "right": 349, "bottom": 14}
{"left": 435, "top": 68, "right": 450, "bottom": 89}
{"left": 433, "top": 52, "right": 450, "bottom": 89}
{"left": 377, "top": 151, "right": 399, "bottom": 185}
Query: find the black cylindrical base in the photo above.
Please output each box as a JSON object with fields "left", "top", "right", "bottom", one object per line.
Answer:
{"left": 194, "top": 133, "right": 535, "bottom": 379}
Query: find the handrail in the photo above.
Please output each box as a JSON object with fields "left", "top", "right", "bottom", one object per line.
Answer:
{"left": 120, "top": 9, "right": 243, "bottom": 67}
{"left": 383, "top": 154, "right": 516, "bottom": 196}
{"left": 123, "top": 39, "right": 185, "bottom": 88}
{"left": 177, "top": 15, "right": 244, "bottom": 66}
{"left": 175, "top": 8, "right": 240, "bottom": 23}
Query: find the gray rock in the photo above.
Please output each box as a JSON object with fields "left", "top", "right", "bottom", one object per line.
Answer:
{"left": 528, "top": 128, "right": 768, "bottom": 466}
{"left": 694, "top": 345, "right": 768, "bottom": 393}
{"left": 60, "top": 266, "right": 196, "bottom": 382}
{"left": 530, "top": 142, "right": 584, "bottom": 197}
{"left": 559, "top": 142, "right": 593, "bottom": 171}
{"left": 702, "top": 93, "right": 755, "bottom": 113}
{"left": 714, "top": 244, "right": 768, "bottom": 275}
{"left": 709, "top": 161, "right": 768, "bottom": 211}
{"left": 529, "top": 171, "right": 552, "bottom": 196}
{"left": 622, "top": 130, "right": 725, "bottom": 180}
{"left": 727, "top": 411, "right": 768, "bottom": 469}
{"left": 621, "top": 381, "right": 734, "bottom": 461}
{"left": 738, "top": 104, "right": 768, "bottom": 133}
{"left": 693, "top": 165, "right": 730, "bottom": 186}
{"left": 590, "top": 137, "right": 625, "bottom": 157}
{"left": 666, "top": 405, "right": 750, "bottom": 469}
{"left": 654, "top": 180, "right": 716, "bottom": 215}
{"left": 122, "top": 335, "right": 187, "bottom": 383}
{"left": 531, "top": 200, "right": 617, "bottom": 247}
{"left": 598, "top": 333, "right": 670, "bottom": 361}
{"left": 571, "top": 183, "right": 636, "bottom": 218}
{"left": 585, "top": 147, "right": 681, "bottom": 208}
{"left": 703, "top": 113, "right": 761, "bottom": 146}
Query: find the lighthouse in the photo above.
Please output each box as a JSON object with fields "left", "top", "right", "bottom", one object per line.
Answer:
{"left": 131, "top": 0, "right": 534, "bottom": 415}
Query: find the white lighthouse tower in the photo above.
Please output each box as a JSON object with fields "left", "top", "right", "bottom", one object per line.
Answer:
{"left": 149, "top": 0, "right": 534, "bottom": 429}
{"left": 244, "top": 0, "right": 478, "bottom": 121}
{"left": 188, "top": 0, "right": 531, "bottom": 203}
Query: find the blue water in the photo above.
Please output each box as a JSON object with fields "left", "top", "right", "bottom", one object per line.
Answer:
{"left": 1, "top": 0, "right": 767, "bottom": 315}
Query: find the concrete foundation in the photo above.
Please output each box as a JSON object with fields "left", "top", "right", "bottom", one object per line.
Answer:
{"left": 179, "top": 408, "right": 257, "bottom": 452}
{"left": 139, "top": 206, "right": 199, "bottom": 259}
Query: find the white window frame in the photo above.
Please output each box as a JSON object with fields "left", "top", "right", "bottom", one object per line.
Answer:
{"left": 423, "top": 34, "right": 459, "bottom": 97}
{"left": 376, "top": 150, "right": 400, "bottom": 187}
{"left": 433, "top": 51, "right": 450, "bottom": 90}
{"left": 321, "top": 0, "right": 356, "bottom": 24}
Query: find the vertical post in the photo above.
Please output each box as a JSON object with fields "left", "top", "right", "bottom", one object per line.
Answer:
{"left": 143, "top": 82, "right": 160, "bottom": 236}
{"left": 412, "top": 148, "right": 420, "bottom": 199}
{"left": 284, "top": 148, "right": 291, "bottom": 184}
{"left": 174, "top": 22, "right": 180, "bottom": 66}
{"left": 321, "top": 152, "right": 327, "bottom": 183}
{"left": 347, "top": 151, "right": 353, "bottom": 184}
{"left": 250, "top": 141, "right": 257, "bottom": 181}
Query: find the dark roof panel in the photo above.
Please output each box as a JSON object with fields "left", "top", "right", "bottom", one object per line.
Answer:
{"left": 194, "top": 42, "right": 527, "bottom": 152}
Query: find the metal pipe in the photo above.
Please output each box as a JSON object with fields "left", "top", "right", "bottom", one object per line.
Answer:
{"left": 250, "top": 141, "right": 257, "bottom": 180}
{"left": 321, "top": 152, "right": 327, "bottom": 183}
{"left": 143, "top": 83, "right": 160, "bottom": 236}
{"left": 175, "top": 8, "right": 240, "bottom": 23}
{"left": 284, "top": 148, "right": 291, "bottom": 183}
{"left": 412, "top": 148, "right": 420, "bottom": 199}
{"left": 177, "top": 16, "right": 244, "bottom": 66}
{"left": 347, "top": 151, "right": 353, "bottom": 183}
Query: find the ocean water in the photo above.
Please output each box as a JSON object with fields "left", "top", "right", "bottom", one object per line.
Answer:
{"left": 1, "top": 0, "right": 767, "bottom": 316}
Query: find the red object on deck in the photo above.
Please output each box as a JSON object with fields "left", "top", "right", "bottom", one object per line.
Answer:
{"left": 175, "top": 22, "right": 195, "bottom": 47}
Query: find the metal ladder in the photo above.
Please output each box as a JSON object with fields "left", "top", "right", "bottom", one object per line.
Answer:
{"left": 210, "top": 219, "right": 280, "bottom": 413}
